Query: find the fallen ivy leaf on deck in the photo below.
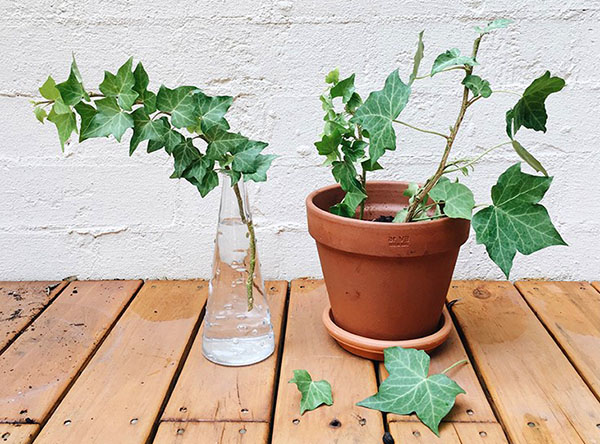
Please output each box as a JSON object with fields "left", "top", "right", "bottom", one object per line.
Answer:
{"left": 357, "top": 347, "right": 465, "bottom": 436}
{"left": 289, "top": 370, "right": 333, "bottom": 415}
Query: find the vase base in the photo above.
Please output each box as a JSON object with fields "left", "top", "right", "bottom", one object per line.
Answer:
{"left": 322, "top": 305, "right": 452, "bottom": 361}
{"left": 202, "top": 333, "right": 275, "bottom": 367}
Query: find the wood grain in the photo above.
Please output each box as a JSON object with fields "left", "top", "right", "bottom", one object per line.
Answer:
{"left": 153, "top": 422, "right": 268, "bottom": 444}
{"left": 449, "top": 281, "right": 600, "bottom": 444}
{"left": 0, "top": 424, "right": 37, "bottom": 444}
{"left": 0, "top": 280, "right": 140, "bottom": 423}
{"left": 516, "top": 281, "right": 600, "bottom": 400}
{"left": 33, "top": 280, "right": 207, "bottom": 444}
{"left": 0, "top": 281, "right": 67, "bottom": 351}
{"left": 271, "top": 279, "right": 384, "bottom": 444}
{"left": 161, "top": 281, "right": 287, "bottom": 423}
{"left": 389, "top": 421, "right": 507, "bottom": 443}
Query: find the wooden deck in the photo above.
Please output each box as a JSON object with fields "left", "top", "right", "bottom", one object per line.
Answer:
{"left": 1, "top": 279, "right": 599, "bottom": 443}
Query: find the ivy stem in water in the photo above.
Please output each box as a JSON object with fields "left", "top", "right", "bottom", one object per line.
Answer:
{"left": 232, "top": 181, "right": 256, "bottom": 311}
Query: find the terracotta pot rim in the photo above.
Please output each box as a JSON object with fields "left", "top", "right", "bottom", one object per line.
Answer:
{"left": 322, "top": 304, "right": 452, "bottom": 360}
{"left": 306, "top": 181, "right": 452, "bottom": 228}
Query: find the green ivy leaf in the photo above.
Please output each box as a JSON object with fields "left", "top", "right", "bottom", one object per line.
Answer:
{"left": 289, "top": 370, "right": 333, "bottom": 415}
{"left": 330, "top": 190, "right": 367, "bottom": 218}
{"left": 325, "top": 68, "right": 339, "bottom": 84}
{"left": 475, "top": 18, "right": 513, "bottom": 34}
{"left": 357, "top": 347, "right": 465, "bottom": 436}
{"left": 511, "top": 140, "right": 547, "bottom": 176}
{"left": 205, "top": 127, "right": 249, "bottom": 160}
{"left": 231, "top": 141, "right": 269, "bottom": 173}
{"left": 429, "top": 177, "right": 475, "bottom": 220}
{"left": 351, "top": 70, "right": 411, "bottom": 164}
{"left": 345, "top": 92, "right": 363, "bottom": 114}
{"left": 472, "top": 163, "right": 566, "bottom": 278}
{"left": 315, "top": 132, "right": 341, "bottom": 163}
{"left": 409, "top": 31, "right": 425, "bottom": 85}
{"left": 56, "top": 59, "right": 88, "bottom": 106}
{"left": 393, "top": 209, "right": 408, "bottom": 223}
{"left": 403, "top": 182, "right": 419, "bottom": 199}
{"left": 183, "top": 156, "right": 216, "bottom": 191}
{"left": 157, "top": 85, "right": 201, "bottom": 128}
{"left": 74, "top": 102, "right": 97, "bottom": 142}
{"left": 330, "top": 74, "right": 356, "bottom": 104}
{"left": 505, "top": 71, "right": 565, "bottom": 137}
{"left": 462, "top": 74, "right": 492, "bottom": 98}
{"left": 341, "top": 139, "right": 367, "bottom": 162}
{"left": 34, "top": 106, "right": 47, "bottom": 123}
{"left": 129, "top": 108, "right": 169, "bottom": 155}
{"left": 133, "top": 62, "right": 157, "bottom": 114}
{"left": 171, "top": 138, "right": 201, "bottom": 178}
{"left": 47, "top": 106, "right": 77, "bottom": 150}
{"left": 39, "top": 76, "right": 70, "bottom": 114}
{"left": 146, "top": 116, "right": 185, "bottom": 155}
{"left": 431, "top": 48, "right": 478, "bottom": 76}
{"left": 329, "top": 159, "right": 366, "bottom": 217}
{"left": 99, "top": 58, "right": 138, "bottom": 111}
{"left": 85, "top": 97, "right": 134, "bottom": 142}
{"left": 195, "top": 92, "right": 233, "bottom": 133}
{"left": 243, "top": 154, "right": 276, "bottom": 182}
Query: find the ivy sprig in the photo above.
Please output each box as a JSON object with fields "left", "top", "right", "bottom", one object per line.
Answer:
{"left": 314, "top": 19, "right": 567, "bottom": 278}
{"left": 34, "top": 56, "right": 276, "bottom": 310}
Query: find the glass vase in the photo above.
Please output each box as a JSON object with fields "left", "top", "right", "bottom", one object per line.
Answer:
{"left": 202, "top": 172, "right": 275, "bottom": 366}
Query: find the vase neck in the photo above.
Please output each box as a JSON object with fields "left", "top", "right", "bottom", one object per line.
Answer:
{"left": 218, "top": 172, "right": 251, "bottom": 223}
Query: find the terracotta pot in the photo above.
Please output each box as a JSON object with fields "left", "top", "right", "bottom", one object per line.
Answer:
{"left": 306, "top": 181, "right": 470, "bottom": 341}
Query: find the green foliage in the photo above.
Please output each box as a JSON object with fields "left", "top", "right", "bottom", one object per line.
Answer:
{"left": 313, "top": 19, "right": 566, "bottom": 277}
{"left": 357, "top": 347, "right": 465, "bottom": 436}
{"left": 289, "top": 370, "right": 333, "bottom": 415}
{"left": 34, "top": 57, "right": 276, "bottom": 198}
{"left": 429, "top": 177, "right": 475, "bottom": 220}
{"left": 431, "top": 48, "right": 478, "bottom": 76}
{"left": 472, "top": 163, "right": 566, "bottom": 278}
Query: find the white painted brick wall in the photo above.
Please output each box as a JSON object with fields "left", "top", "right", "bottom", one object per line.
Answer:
{"left": 1, "top": 0, "right": 599, "bottom": 281}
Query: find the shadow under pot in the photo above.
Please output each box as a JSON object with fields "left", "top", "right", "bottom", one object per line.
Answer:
{"left": 306, "top": 181, "right": 470, "bottom": 360}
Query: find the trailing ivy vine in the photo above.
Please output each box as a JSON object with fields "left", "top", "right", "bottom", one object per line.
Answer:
{"left": 33, "top": 57, "right": 276, "bottom": 310}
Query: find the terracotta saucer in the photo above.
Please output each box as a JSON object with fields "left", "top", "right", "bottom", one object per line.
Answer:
{"left": 322, "top": 305, "right": 452, "bottom": 361}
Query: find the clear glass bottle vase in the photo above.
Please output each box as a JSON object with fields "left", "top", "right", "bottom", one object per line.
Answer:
{"left": 202, "top": 172, "right": 275, "bottom": 366}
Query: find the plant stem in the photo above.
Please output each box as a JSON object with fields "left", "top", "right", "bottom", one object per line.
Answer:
{"left": 441, "top": 359, "right": 468, "bottom": 375}
{"left": 444, "top": 141, "right": 512, "bottom": 173}
{"left": 232, "top": 181, "right": 256, "bottom": 311}
{"left": 404, "top": 34, "right": 484, "bottom": 222}
{"left": 413, "top": 66, "right": 466, "bottom": 80}
{"left": 359, "top": 167, "right": 366, "bottom": 220}
{"left": 392, "top": 120, "right": 449, "bottom": 140}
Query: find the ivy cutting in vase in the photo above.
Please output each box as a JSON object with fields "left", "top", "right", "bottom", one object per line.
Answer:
{"left": 315, "top": 18, "right": 566, "bottom": 277}
{"left": 33, "top": 57, "right": 275, "bottom": 310}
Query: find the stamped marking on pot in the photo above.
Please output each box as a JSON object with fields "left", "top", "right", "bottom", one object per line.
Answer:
{"left": 388, "top": 235, "right": 410, "bottom": 247}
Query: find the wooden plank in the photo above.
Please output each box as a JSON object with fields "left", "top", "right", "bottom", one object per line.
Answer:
{"left": 161, "top": 281, "right": 287, "bottom": 423}
{"left": 271, "top": 279, "right": 384, "bottom": 443}
{"left": 0, "top": 280, "right": 141, "bottom": 424}
{"left": 383, "top": 325, "right": 496, "bottom": 424}
{"left": 153, "top": 422, "right": 268, "bottom": 444}
{"left": 389, "top": 421, "right": 507, "bottom": 443}
{"left": 516, "top": 281, "right": 600, "bottom": 400}
{"left": 0, "top": 281, "right": 68, "bottom": 351}
{"left": 33, "top": 280, "right": 207, "bottom": 444}
{"left": 0, "top": 424, "right": 38, "bottom": 443}
{"left": 593, "top": 282, "right": 600, "bottom": 292}
{"left": 449, "top": 281, "right": 600, "bottom": 444}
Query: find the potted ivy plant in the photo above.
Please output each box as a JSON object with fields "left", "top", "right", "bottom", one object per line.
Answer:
{"left": 33, "top": 57, "right": 277, "bottom": 366}
{"left": 306, "top": 19, "right": 566, "bottom": 359}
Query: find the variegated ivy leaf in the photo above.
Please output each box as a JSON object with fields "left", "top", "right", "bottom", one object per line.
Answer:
{"left": 47, "top": 107, "right": 77, "bottom": 150}
{"left": 129, "top": 108, "right": 169, "bottom": 155}
{"left": 429, "top": 177, "right": 475, "bottom": 220}
{"left": 351, "top": 70, "right": 411, "bottom": 165}
{"left": 462, "top": 74, "right": 492, "bottom": 98}
{"left": 56, "top": 57, "right": 89, "bottom": 106}
{"left": 289, "top": 370, "right": 333, "bottom": 415}
{"left": 474, "top": 18, "right": 513, "bottom": 35}
{"left": 84, "top": 97, "right": 134, "bottom": 142}
{"left": 505, "top": 71, "right": 565, "bottom": 138}
{"left": 99, "top": 58, "right": 138, "bottom": 111}
{"left": 431, "top": 48, "right": 478, "bottom": 76}
{"left": 156, "top": 85, "right": 200, "bottom": 128}
{"left": 472, "top": 163, "right": 566, "bottom": 278}
{"left": 358, "top": 347, "right": 465, "bottom": 436}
